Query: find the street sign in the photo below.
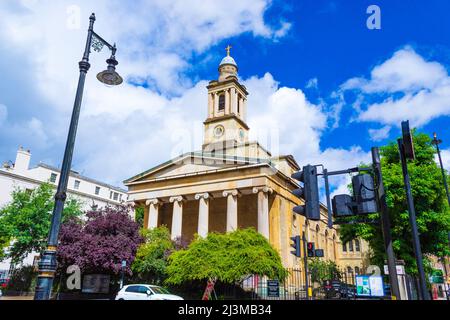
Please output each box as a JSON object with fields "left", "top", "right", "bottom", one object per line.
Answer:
{"left": 384, "top": 265, "right": 405, "bottom": 275}
{"left": 356, "top": 275, "right": 385, "bottom": 297}
{"left": 267, "top": 280, "right": 280, "bottom": 298}
{"left": 315, "top": 249, "right": 325, "bottom": 258}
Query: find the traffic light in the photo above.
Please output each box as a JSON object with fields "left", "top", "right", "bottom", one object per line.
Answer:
{"left": 307, "top": 242, "right": 315, "bottom": 258}
{"left": 402, "top": 121, "right": 416, "bottom": 161}
{"left": 290, "top": 236, "right": 301, "bottom": 258}
{"left": 332, "top": 194, "right": 355, "bottom": 217}
{"left": 332, "top": 174, "right": 378, "bottom": 217}
{"left": 314, "top": 249, "right": 325, "bottom": 258}
{"left": 352, "top": 174, "right": 378, "bottom": 214}
{"left": 291, "top": 165, "right": 320, "bottom": 221}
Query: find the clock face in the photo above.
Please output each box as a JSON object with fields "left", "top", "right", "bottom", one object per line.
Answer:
{"left": 214, "top": 125, "right": 225, "bottom": 138}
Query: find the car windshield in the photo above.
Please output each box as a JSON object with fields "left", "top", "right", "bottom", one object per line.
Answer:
{"left": 150, "top": 286, "right": 170, "bottom": 294}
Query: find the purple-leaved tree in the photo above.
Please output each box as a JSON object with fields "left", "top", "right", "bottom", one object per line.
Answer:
{"left": 57, "top": 205, "right": 143, "bottom": 277}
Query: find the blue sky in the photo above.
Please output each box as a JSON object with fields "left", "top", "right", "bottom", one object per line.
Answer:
{"left": 0, "top": 0, "right": 449, "bottom": 193}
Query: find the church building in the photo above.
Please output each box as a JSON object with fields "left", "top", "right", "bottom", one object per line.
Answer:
{"left": 124, "top": 48, "right": 368, "bottom": 272}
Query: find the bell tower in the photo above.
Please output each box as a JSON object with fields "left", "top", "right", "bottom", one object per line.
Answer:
{"left": 203, "top": 46, "right": 250, "bottom": 154}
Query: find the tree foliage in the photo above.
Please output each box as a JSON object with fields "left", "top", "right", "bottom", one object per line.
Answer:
{"left": 131, "top": 226, "right": 175, "bottom": 284}
{"left": 0, "top": 183, "right": 82, "bottom": 264}
{"left": 308, "top": 259, "right": 341, "bottom": 284}
{"left": 165, "top": 229, "right": 288, "bottom": 285}
{"left": 57, "top": 205, "right": 143, "bottom": 276}
{"left": 340, "top": 132, "right": 450, "bottom": 275}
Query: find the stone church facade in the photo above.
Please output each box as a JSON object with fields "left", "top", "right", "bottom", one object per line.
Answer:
{"left": 124, "top": 49, "right": 369, "bottom": 272}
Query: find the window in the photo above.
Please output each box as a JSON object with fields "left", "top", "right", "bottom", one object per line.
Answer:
{"left": 347, "top": 266, "right": 353, "bottom": 274}
{"left": 113, "top": 192, "right": 119, "bottom": 201}
{"left": 74, "top": 180, "right": 80, "bottom": 190}
{"left": 218, "top": 94, "right": 225, "bottom": 111}
{"left": 110, "top": 191, "right": 113, "bottom": 199}
{"left": 355, "top": 239, "right": 360, "bottom": 252}
{"left": 348, "top": 240, "right": 354, "bottom": 252}
{"left": 355, "top": 267, "right": 360, "bottom": 275}
{"left": 95, "top": 186, "right": 101, "bottom": 196}
{"left": 342, "top": 242, "right": 347, "bottom": 252}
{"left": 50, "top": 173, "right": 57, "bottom": 183}
{"left": 125, "top": 286, "right": 140, "bottom": 293}
{"left": 138, "top": 286, "right": 150, "bottom": 295}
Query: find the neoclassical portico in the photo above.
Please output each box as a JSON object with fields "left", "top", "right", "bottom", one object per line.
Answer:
{"left": 133, "top": 181, "right": 276, "bottom": 241}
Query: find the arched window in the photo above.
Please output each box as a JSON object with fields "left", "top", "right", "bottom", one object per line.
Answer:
{"left": 355, "top": 239, "right": 361, "bottom": 252}
{"left": 348, "top": 240, "right": 354, "bottom": 252}
{"left": 347, "top": 266, "right": 353, "bottom": 274}
{"left": 218, "top": 94, "right": 225, "bottom": 111}
{"left": 355, "top": 267, "right": 360, "bottom": 275}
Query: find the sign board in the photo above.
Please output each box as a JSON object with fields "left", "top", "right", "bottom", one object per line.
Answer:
{"left": 315, "top": 249, "right": 324, "bottom": 258}
{"left": 384, "top": 265, "right": 405, "bottom": 275}
{"left": 82, "top": 274, "right": 110, "bottom": 294}
{"left": 356, "top": 276, "right": 385, "bottom": 297}
{"left": 267, "top": 280, "right": 280, "bottom": 298}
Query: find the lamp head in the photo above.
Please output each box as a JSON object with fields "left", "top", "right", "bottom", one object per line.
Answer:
{"left": 97, "top": 55, "right": 123, "bottom": 86}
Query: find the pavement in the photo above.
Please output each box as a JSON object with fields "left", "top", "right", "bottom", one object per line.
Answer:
{"left": 0, "top": 296, "right": 34, "bottom": 301}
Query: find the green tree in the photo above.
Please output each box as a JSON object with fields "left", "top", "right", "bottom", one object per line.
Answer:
{"left": 135, "top": 207, "right": 145, "bottom": 228}
{"left": 340, "top": 131, "right": 450, "bottom": 275}
{"left": 0, "top": 183, "right": 83, "bottom": 264}
{"left": 308, "top": 259, "right": 341, "bottom": 284}
{"left": 131, "top": 226, "right": 174, "bottom": 284}
{"left": 165, "top": 228, "right": 288, "bottom": 285}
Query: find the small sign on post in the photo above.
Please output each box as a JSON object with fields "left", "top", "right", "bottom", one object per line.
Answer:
{"left": 267, "top": 280, "right": 280, "bottom": 298}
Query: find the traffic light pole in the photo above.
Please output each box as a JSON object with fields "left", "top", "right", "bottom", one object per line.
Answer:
{"left": 302, "top": 231, "right": 310, "bottom": 300}
{"left": 397, "top": 140, "right": 430, "bottom": 300}
{"left": 371, "top": 147, "right": 402, "bottom": 300}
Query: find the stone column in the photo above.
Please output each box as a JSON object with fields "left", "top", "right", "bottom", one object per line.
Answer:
{"left": 195, "top": 193, "right": 211, "bottom": 238}
{"left": 223, "top": 189, "right": 240, "bottom": 232}
{"left": 213, "top": 93, "right": 219, "bottom": 117}
{"left": 253, "top": 187, "right": 273, "bottom": 239}
{"left": 208, "top": 93, "right": 214, "bottom": 118}
{"left": 170, "top": 196, "right": 185, "bottom": 240}
{"left": 145, "top": 199, "right": 161, "bottom": 230}
{"left": 225, "top": 89, "right": 230, "bottom": 114}
{"left": 231, "top": 88, "right": 237, "bottom": 114}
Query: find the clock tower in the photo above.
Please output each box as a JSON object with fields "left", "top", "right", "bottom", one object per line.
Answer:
{"left": 203, "top": 46, "right": 250, "bottom": 155}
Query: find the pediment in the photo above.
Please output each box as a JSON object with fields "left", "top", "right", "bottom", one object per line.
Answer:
{"left": 125, "top": 153, "right": 261, "bottom": 184}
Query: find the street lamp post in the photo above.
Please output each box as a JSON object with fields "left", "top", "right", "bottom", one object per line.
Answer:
{"left": 432, "top": 133, "right": 450, "bottom": 206}
{"left": 431, "top": 133, "right": 450, "bottom": 300}
{"left": 34, "top": 13, "right": 123, "bottom": 300}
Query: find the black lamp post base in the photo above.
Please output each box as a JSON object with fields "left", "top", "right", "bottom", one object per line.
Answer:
{"left": 34, "top": 249, "right": 58, "bottom": 300}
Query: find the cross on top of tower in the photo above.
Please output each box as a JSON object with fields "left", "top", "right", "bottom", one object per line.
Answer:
{"left": 226, "top": 45, "right": 232, "bottom": 57}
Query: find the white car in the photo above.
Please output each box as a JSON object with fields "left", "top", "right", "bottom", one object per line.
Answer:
{"left": 115, "top": 284, "right": 184, "bottom": 301}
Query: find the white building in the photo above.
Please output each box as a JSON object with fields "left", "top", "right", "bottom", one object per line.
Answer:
{"left": 0, "top": 147, "right": 127, "bottom": 210}
{"left": 0, "top": 147, "right": 128, "bottom": 277}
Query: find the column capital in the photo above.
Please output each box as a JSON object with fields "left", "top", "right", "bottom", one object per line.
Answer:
{"left": 223, "top": 189, "right": 241, "bottom": 198}
{"left": 146, "top": 198, "right": 161, "bottom": 207}
{"left": 170, "top": 196, "right": 186, "bottom": 204}
{"left": 195, "top": 193, "right": 212, "bottom": 201}
{"left": 253, "top": 187, "right": 273, "bottom": 195}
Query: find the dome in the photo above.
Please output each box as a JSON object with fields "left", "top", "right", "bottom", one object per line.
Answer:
{"left": 220, "top": 56, "right": 237, "bottom": 67}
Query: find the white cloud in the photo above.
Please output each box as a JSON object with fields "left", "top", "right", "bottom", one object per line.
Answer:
{"left": 369, "top": 126, "right": 391, "bottom": 142}
{"left": 0, "top": 0, "right": 292, "bottom": 186}
{"left": 341, "top": 46, "right": 450, "bottom": 128}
